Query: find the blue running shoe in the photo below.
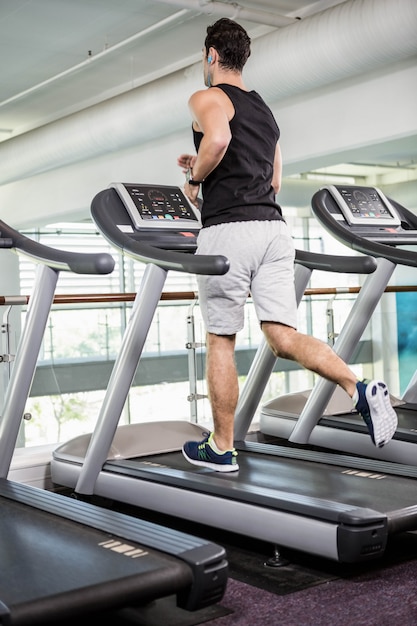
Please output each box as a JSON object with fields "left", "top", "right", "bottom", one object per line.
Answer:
{"left": 355, "top": 379, "right": 398, "bottom": 447}
{"left": 182, "top": 432, "right": 239, "bottom": 472}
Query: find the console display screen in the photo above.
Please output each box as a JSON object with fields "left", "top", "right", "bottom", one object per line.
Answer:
{"left": 111, "top": 182, "right": 201, "bottom": 229}
{"left": 327, "top": 185, "right": 401, "bottom": 226}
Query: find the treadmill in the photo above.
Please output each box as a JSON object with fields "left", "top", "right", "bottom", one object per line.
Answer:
{"left": 51, "top": 182, "right": 417, "bottom": 565}
{"left": 260, "top": 185, "right": 417, "bottom": 464}
{"left": 0, "top": 218, "right": 228, "bottom": 625}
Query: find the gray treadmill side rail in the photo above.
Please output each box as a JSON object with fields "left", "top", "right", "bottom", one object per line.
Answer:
{"left": 0, "top": 218, "right": 115, "bottom": 275}
{"left": 0, "top": 222, "right": 114, "bottom": 477}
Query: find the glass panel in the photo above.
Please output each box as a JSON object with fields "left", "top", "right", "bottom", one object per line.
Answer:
{"left": 1, "top": 219, "right": 400, "bottom": 449}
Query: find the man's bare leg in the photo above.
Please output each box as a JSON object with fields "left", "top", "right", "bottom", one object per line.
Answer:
{"left": 262, "top": 322, "right": 358, "bottom": 396}
{"left": 262, "top": 321, "right": 397, "bottom": 447}
{"left": 205, "top": 332, "right": 238, "bottom": 451}
{"left": 181, "top": 331, "right": 240, "bottom": 471}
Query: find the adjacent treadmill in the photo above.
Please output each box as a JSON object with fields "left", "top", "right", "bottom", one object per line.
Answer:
{"left": 0, "top": 218, "right": 227, "bottom": 625}
{"left": 260, "top": 185, "right": 417, "bottom": 464}
{"left": 51, "top": 182, "right": 417, "bottom": 565}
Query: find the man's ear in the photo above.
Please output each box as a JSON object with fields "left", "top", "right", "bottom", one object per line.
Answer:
{"left": 208, "top": 47, "right": 217, "bottom": 64}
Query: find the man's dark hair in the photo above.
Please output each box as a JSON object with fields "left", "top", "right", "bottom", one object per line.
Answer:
{"left": 204, "top": 18, "right": 251, "bottom": 72}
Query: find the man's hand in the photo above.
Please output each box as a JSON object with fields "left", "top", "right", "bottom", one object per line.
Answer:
{"left": 177, "top": 153, "right": 197, "bottom": 174}
{"left": 177, "top": 153, "right": 200, "bottom": 207}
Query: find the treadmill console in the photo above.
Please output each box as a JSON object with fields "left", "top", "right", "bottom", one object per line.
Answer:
{"left": 110, "top": 182, "right": 201, "bottom": 230}
{"left": 105, "top": 182, "right": 202, "bottom": 252}
{"left": 312, "top": 184, "right": 417, "bottom": 250}
{"left": 327, "top": 185, "right": 401, "bottom": 226}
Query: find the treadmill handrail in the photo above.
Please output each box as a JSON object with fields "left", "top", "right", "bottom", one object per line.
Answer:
{"left": 0, "top": 219, "right": 115, "bottom": 274}
{"left": 295, "top": 248, "right": 377, "bottom": 274}
{"left": 91, "top": 188, "right": 229, "bottom": 276}
{"left": 311, "top": 189, "right": 417, "bottom": 268}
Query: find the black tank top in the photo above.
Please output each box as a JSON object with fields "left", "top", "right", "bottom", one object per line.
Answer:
{"left": 193, "top": 84, "right": 284, "bottom": 228}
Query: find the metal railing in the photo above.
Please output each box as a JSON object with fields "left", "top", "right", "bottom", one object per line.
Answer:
{"left": 1, "top": 285, "right": 415, "bottom": 447}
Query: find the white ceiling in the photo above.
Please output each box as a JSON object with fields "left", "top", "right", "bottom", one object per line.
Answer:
{"left": 0, "top": 0, "right": 344, "bottom": 139}
{"left": 1, "top": 0, "right": 416, "bottom": 206}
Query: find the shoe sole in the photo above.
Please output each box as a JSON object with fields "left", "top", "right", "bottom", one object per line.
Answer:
{"left": 182, "top": 448, "right": 239, "bottom": 472}
{"left": 366, "top": 380, "right": 398, "bottom": 447}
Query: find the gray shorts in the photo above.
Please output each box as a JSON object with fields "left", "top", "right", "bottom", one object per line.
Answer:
{"left": 196, "top": 220, "right": 298, "bottom": 335}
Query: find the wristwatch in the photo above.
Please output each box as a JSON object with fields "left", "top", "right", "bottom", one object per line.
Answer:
{"left": 188, "top": 177, "right": 204, "bottom": 186}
